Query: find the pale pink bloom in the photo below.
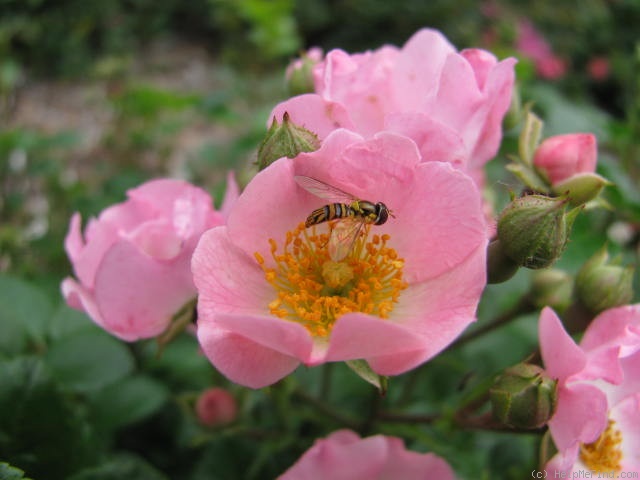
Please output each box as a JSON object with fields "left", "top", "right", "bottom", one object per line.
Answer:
{"left": 533, "top": 133, "right": 597, "bottom": 185}
{"left": 278, "top": 430, "right": 456, "bottom": 480}
{"left": 195, "top": 387, "right": 238, "bottom": 427}
{"left": 270, "top": 28, "right": 516, "bottom": 174}
{"left": 192, "top": 129, "right": 487, "bottom": 388}
{"left": 62, "top": 176, "right": 238, "bottom": 341}
{"left": 540, "top": 306, "right": 640, "bottom": 474}
{"left": 516, "top": 20, "right": 567, "bottom": 80}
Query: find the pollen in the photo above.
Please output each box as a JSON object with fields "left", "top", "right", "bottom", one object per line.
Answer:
{"left": 255, "top": 222, "right": 408, "bottom": 337}
{"left": 579, "top": 419, "right": 623, "bottom": 473}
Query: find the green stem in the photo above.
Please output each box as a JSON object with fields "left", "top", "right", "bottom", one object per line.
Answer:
{"left": 292, "top": 388, "right": 360, "bottom": 430}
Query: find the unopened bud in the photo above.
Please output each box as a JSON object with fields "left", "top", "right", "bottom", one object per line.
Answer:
{"left": 497, "top": 194, "right": 581, "bottom": 269}
{"left": 256, "top": 112, "right": 321, "bottom": 170}
{"left": 533, "top": 133, "right": 597, "bottom": 185}
{"left": 286, "top": 48, "right": 323, "bottom": 96}
{"left": 487, "top": 239, "right": 519, "bottom": 284}
{"left": 530, "top": 269, "right": 573, "bottom": 312}
{"left": 490, "top": 364, "right": 557, "bottom": 429}
{"left": 195, "top": 387, "right": 237, "bottom": 427}
{"left": 575, "top": 246, "right": 634, "bottom": 314}
{"left": 551, "top": 172, "right": 611, "bottom": 207}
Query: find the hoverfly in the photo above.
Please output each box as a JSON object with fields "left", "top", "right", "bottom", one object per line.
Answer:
{"left": 294, "top": 175, "right": 393, "bottom": 261}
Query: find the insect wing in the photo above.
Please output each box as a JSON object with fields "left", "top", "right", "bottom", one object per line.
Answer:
{"left": 294, "top": 176, "right": 357, "bottom": 204}
{"left": 328, "top": 217, "right": 365, "bottom": 261}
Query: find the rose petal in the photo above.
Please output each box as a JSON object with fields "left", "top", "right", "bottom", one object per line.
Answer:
{"left": 580, "top": 305, "right": 640, "bottom": 354}
{"left": 269, "top": 94, "right": 355, "bottom": 140}
{"left": 461, "top": 48, "right": 498, "bottom": 90}
{"left": 126, "top": 219, "right": 183, "bottom": 260}
{"left": 539, "top": 307, "right": 586, "bottom": 381}
{"left": 388, "top": 162, "right": 486, "bottom": 283}
{"left": 61, "top": 277, "right": 108, "bottom": 332}
{"left": 213, "top": 312, "right": 313, "bottom": 361}
{"left": 93, "top": 240, "right": 196, "bottom": 341}
{"left": 385, "top": 112, "right": 468, "bottom": 167}
{"left": 197, "top": 325, "right": 300, "bottom": 389}
{"left": 192, "top": 227, "right": 274, "bottom": 315}
{"left": 549, "top": 382, "right": 608, "bottom": 452}
{"left": 467, "top": 57, "right": 516, "bottom": 168}
{"left": 220, "top": 170, "right": 240, "bottom": 220}
{"left": 379, "top": 438, "right": 456, "bottom": 480}
{"left": 324, "top": 313, "right": 428, "bottom": 368}
{"left": 278, "top": 432, "right": 387, "bottom": 480}
{"left": 612, "top": 394, "right": 640, "bottom": 470}
{"left": 392, "top": 28, "right": 456, "bottom": 110}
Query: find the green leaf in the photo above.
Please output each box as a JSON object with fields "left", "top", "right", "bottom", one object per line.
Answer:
{"left": 48, "top": 302, "right": 99, "bottom": 341}
{"left": 0, "top": 357, "right": 97, "bottom": 479}
{"left": 143, "top": 334, "right": 215, "bottom": 390}
{"left": 45, "top": 330, "right": 134, "bottom": 392}
{"left": 0, "top": 274, "right": 53, "bottom": 355}
{"left": 67, "top": 453, "right": 168, "bottom": 480}
{"left": 89, "top": 376, "right": 170, "bottom": 431}
{"left": 0, "top": 462, "right": 31, "bottom": 480}
{"left": 345, "top": 359, "right": 388, "bottom": 394}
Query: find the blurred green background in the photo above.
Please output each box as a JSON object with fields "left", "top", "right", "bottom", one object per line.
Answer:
{"left": 1, "top": 1, "right": 639, "bottom": 479}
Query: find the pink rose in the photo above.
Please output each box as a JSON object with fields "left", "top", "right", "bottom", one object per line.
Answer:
{"left": 278, "top": 430, "right": 456, "bottom": 480}
{"left": 195, "top": 387, "right": 237, "bottom": 427}
{"left": 539, "top": 306, "right": 640, "bottom": 474}
{"left": 270, "top": 28, "right": 516, "bottom": 174}
{"left": 533, "top": 133, "right": 597, "bottom": 185}
{"left": 192, "top": 129, "right": 487, "bottom": 388}
{"left": 62, "top": 176, "right": 238, "bottom": 341}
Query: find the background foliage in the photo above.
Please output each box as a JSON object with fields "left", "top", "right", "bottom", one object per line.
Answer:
{"left": 1, "top": 1, "right": 639, "bottom": 479}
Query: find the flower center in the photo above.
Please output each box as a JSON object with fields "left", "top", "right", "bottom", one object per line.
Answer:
{"left": 254, "top": 222, "right": 408, "bottom": 337}
{"left": 579, "top": 419, "right": 623, "bottom": 473}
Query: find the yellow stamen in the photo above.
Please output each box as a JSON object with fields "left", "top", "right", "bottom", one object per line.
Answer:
{"left": 255, "top": 222, "right": 408, "bottom": 337}
{"left": 579, "top": 419, "right": 623, "bottom": 473}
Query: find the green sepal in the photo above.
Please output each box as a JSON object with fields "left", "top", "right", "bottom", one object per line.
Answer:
{"left": 506, "top": 162, "right": 550, "bottom": 193}
{"left": 518, "top": 111, "right": 544, "bottom": 167}
{"left": 346, "top": 359, "right": 388, "bottom": 395}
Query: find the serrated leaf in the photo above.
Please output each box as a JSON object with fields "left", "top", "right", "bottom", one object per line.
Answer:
{"left": 90, "top": 376, "right": 170, "bottom": 430}
{"left": 45, "top": 330, "right": 134, "bottom": 392}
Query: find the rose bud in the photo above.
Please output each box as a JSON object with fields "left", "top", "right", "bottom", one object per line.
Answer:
{"left": 533, "top": 133, "right": 597, "bottom": 185}
{"left": 285, "top": 47, "right": 323, "bottom": 96}
{"left": 490, "top": 363, "right": 558, "bottom": 429}
{"left": 497, "top": 194, "right": 581, "bottom": 269}
{"left": 195, "top": 387, "right": 237, "bottom": 427}
{"left": 575, "top": 246, "right": 635, "bottom": 314}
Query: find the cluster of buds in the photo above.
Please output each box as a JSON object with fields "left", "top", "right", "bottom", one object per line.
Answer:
{"left": 489, "top": 111, "right": 612, "bottom": 282}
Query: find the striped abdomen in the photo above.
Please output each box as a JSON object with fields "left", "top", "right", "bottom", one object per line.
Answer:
{"left": 305, "top": 203, "right": 356, "bottom": 228}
